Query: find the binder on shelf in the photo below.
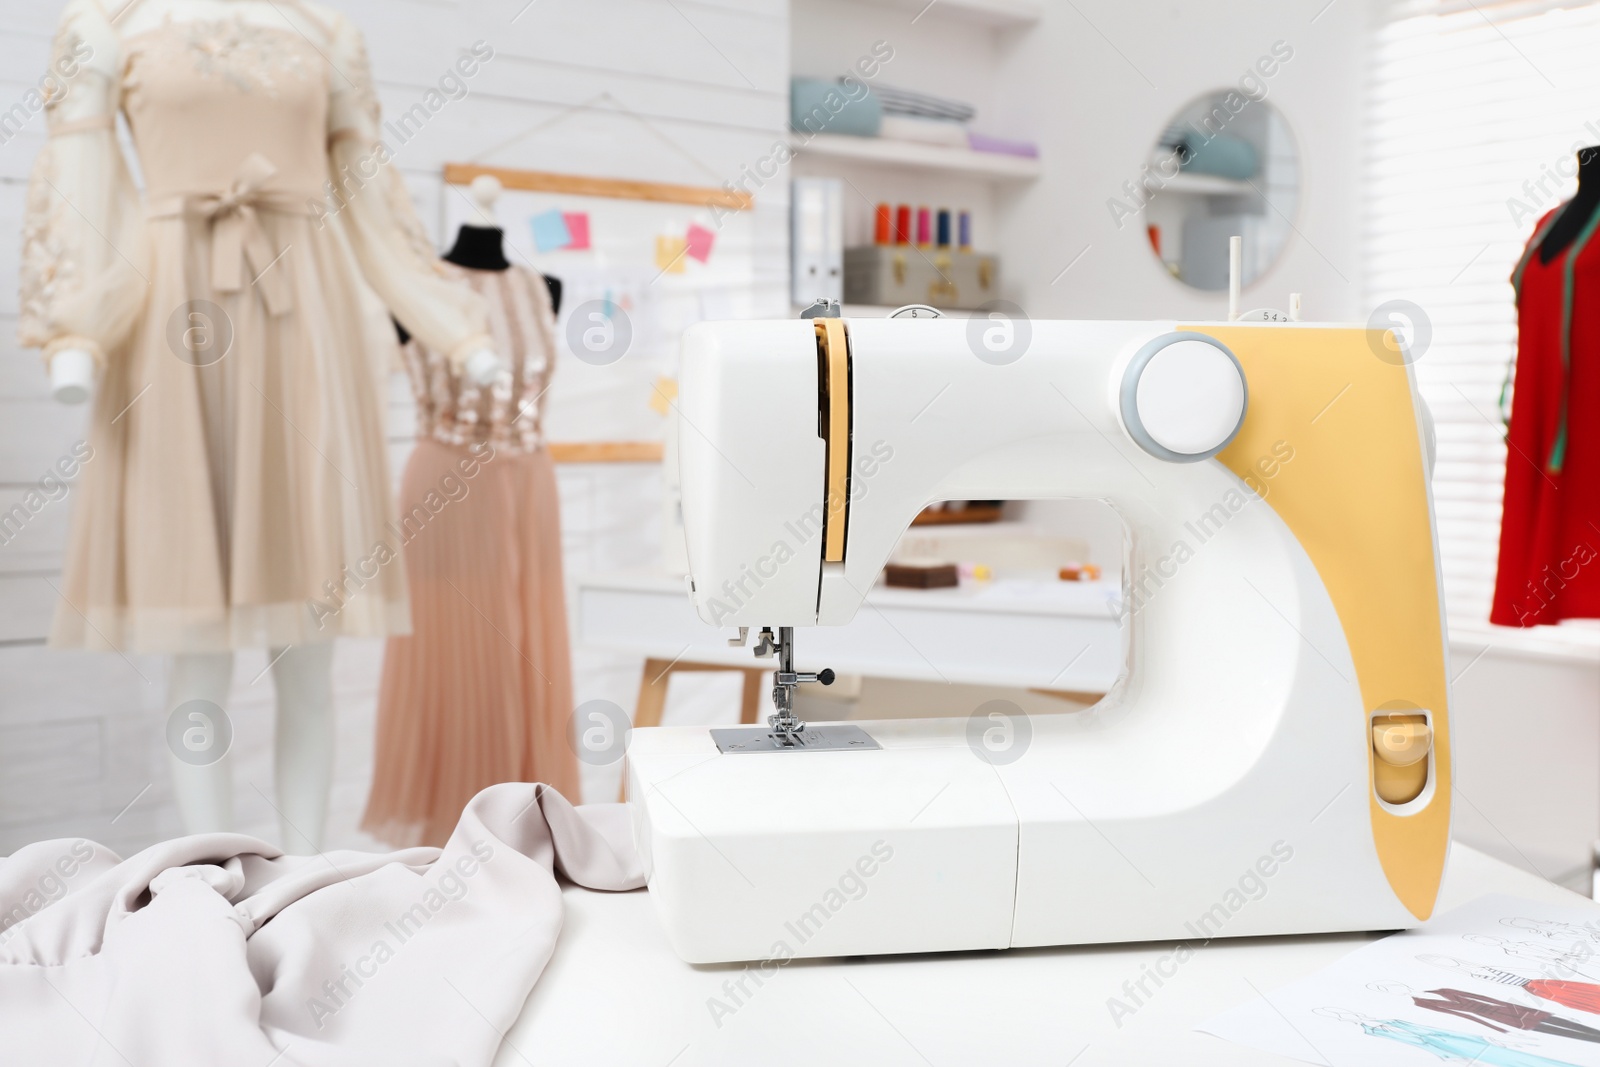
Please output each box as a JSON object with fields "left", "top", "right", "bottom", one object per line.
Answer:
{"left": 790, "top": 178, "right": 844, "bottom": 307}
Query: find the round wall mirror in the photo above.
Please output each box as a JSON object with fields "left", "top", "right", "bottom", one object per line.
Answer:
{"left": 1142, "top": 90, "right": 1299, "bottom": 290}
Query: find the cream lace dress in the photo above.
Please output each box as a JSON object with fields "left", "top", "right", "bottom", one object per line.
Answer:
{"left": 20, "top": 0, "right": 491, "bottom": 653}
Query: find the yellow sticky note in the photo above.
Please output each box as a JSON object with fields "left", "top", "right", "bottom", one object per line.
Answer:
{"left": 649, "top": 377, "right": 678, "bottom": 415}
{"left": 655, "top": 235, "right": 688, "bottom": 274}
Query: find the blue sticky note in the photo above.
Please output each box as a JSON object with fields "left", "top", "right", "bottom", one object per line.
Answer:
{"left": 531, "top": 209, "right": 572, "bottom": 252}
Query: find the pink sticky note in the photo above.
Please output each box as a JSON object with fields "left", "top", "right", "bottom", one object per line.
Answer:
{"left": 685, "top": 223, "right": 714, "bottom": 263}
{"left": 563, "top": 212, "right": 590, "bottom": 251}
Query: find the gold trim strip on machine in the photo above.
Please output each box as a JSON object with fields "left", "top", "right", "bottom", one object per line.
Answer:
{"left": 815, "top": 318, "right": 852, "bottom": 563}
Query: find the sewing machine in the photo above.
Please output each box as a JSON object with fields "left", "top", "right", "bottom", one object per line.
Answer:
{"left": 626, "top": 310, "right": 1450, "bottom": 964}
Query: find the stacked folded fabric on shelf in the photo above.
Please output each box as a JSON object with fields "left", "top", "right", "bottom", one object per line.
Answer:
{"left": 967, "top": 132, "right": 1039, "bottom": 159}
{"left": 872, "top": 83, "right": 1040, "bottom": 158}
{"left": 791, "top": 78, "right": 1041, "bottom": 158}
{"left": 880, "top": 113, "right": 970, "bottom": 147}
{"left": 791, "top": 76, "right": 884, "bottom": 137}
{"left": 872, "top": 84, "right": 978, "bottom": 123}
{"left": 871, "top": 83, "right": 974, "bottom": 147}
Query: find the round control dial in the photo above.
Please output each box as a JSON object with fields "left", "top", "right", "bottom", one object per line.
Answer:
{"left": 1120, "top": 332, "right": 1248, "bottom": 462}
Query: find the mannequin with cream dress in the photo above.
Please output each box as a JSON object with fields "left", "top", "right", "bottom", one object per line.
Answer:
{"left": 23, "top": 0, "right": 506, "bottom": 851}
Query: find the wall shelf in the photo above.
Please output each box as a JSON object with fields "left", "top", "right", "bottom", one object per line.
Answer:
{"left": 788, "top": 133, "right": 1041, "bottom": 181}
{"left": 854, "top": 0, "right": 1042, "bottom": 28}
{"left": 1158, "top": 172, "right": 1255, "bottom": 196}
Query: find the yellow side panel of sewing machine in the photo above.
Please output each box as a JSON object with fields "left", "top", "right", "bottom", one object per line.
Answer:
{"left": 1191, "top": 324, "right": 1450, "bottom": 921}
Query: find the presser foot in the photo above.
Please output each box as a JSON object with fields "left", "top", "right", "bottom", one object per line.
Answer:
{"left": 767, "top": 711, "right": 806, "bottom": 745}
{"left": 758, "top": 626, "right": 836, "bottom": 744}
{"left": 718, "top": 625, "right": 854, "bottom": 752}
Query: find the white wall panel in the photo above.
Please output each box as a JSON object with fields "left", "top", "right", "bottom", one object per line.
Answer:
{"left": 0, "top": 0, "right": 789, "bottom": 855}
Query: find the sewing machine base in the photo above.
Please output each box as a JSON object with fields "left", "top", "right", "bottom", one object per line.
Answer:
{"left": 629, "top": 711, "right": 1438, "bottom": 964}
{"left": 710, "top": 723, "right": 880, "bottom": 754}
{"left": 632, "top": 468, "right": 1443, "bottom": 965}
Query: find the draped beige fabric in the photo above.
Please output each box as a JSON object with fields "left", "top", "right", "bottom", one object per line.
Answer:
{"left": 20, "top": 0, "right": 491, "bottom": 652}
{"left": 0, "top": 784, "right": 645, "bottom": 1065}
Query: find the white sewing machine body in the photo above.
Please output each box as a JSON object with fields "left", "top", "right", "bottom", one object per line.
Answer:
{"left": 628, "top": 316, "right": 1451, "bottom": 964}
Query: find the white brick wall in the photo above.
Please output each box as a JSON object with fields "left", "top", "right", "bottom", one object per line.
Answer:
{"left": 0, "top": 0, "right": 790, "bottom": 855}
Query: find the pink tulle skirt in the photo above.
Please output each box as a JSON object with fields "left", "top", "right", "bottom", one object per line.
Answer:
{"left": 362, "top": 438, "right": 578, "bottom": 847}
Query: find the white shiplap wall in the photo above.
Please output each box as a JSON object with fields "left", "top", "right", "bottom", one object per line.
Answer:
{"left": 0, "top": 0, "right": 789, "bottom": 854}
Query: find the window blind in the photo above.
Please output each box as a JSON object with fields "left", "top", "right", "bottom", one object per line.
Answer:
{"left": 1365, "top": 0, "right": 1600, "bottom": 626}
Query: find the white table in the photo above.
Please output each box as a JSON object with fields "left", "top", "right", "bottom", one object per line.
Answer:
{"left": 573, "top": 570, "right": 1126, "bottom": 693}
{"left": 501, "top": 845, "right": 1584, "bottom": 1066}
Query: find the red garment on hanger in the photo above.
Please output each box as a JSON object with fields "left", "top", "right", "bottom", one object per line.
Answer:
{"left": 1490, "top": 207, "right": 1600, "bottom": 626}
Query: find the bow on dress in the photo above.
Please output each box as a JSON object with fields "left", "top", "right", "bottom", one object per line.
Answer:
{"left": 149, "top": 152, "right": 302, "bottom": 315}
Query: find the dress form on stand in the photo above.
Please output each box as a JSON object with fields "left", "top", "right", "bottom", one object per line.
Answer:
{"left": 443, "top": 175, "right": 563, "bottom": 312}
{"left": 61, "top": 0, "right": 340, "bottom": 852}
{"left": 1538, "top": 146, "right": 1600, "bottom": 264}
{"left": 1491, "top": 144, "right": 1600, "bottom": 628}
{"left": 363, "top": 170, "right": 578, "bottom": 844}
